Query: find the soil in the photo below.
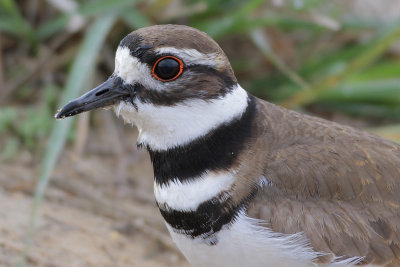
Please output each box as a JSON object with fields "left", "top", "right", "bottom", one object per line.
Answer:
{"left": 0, "top": 110, "right": 189, "bottom": 267}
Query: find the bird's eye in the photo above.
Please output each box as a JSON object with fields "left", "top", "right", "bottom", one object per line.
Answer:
{"left": 152, "top": 56, "right": 184, "bottom": 82}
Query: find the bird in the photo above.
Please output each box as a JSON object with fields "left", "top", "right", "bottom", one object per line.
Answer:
{"left": 56, "top": 24, "right": 400, "bottom": 267}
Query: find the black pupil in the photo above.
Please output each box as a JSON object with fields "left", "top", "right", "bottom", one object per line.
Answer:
{"left": 155, "top": 58, "right": 180, "bottom": 80}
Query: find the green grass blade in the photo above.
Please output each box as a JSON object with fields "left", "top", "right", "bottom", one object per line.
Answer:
{"left": 316, "top": 102, "right": 400, "bottom": 120}
{"left": 250, "top": 29, "right": 310, "bottom": 90}
{"left": 36, "top": 0, "right": 138, "bottom": 39}
{"left": 195, "top": 0, "right": 265, "bottom": 38}
{"left": 368, "top": 124, "right": 400, "bottom": 143}
{"left": 319, "top": 79, "right": 400, "bottom": 105}
{"left": 121, "top": 8, "right": 151, "bottom": 29}
{"left": 280, "top": 22, "right": 400, "bottom": 108}
{"left": 35, "top": 15, "right": 69, "bottom": 40}
{"left": 78, "top": 0, "right": 137, "bottom": 16}
{"left": 18, "top": 13, "right": 117, "bottom": 267}
{"left": 348, "top": 62, "right": 400, "bottom": 81}
{"left": 0, "top": 0, "right": 36, "bottom": 43}
{"left": 0, "top": 17, "right": 20, "bottom": 35}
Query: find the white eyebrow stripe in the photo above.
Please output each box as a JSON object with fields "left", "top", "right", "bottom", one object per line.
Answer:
{"left": 155, "top": 47, "right": 225, "bottom": 68}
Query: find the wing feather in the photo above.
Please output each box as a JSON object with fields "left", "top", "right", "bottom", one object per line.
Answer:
{"left": 246, "top": 99, "right": 400, "bottom": 265}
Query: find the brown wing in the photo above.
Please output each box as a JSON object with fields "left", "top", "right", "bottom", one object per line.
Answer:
{"left": 246, "top": 99, "right": 400, "bottom": 266}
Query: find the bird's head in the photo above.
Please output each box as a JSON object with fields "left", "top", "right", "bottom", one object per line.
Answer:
{"left": 56, "top": 25, "right": 249, "bottom": 150}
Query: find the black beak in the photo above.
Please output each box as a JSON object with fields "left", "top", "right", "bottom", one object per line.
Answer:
{"left": 55, "top": 76, "right": 133, "bottom": 119}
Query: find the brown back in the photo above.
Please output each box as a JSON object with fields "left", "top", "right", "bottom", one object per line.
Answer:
{"left": 244, "top": 98, "right": 400, "bottom": 266}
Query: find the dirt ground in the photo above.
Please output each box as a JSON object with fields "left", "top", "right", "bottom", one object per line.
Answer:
{"left": 0, "top": 110, "right": 189, "bottom": 267}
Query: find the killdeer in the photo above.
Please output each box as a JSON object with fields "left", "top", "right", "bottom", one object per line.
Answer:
{"left": 56, "top": 25, "right": 400, "bottom": 266}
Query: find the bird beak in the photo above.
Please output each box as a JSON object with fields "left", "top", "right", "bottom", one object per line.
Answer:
{"left": 55, "top": 76, "right": 133, "bottom": 119}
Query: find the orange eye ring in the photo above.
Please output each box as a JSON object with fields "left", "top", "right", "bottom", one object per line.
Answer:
{"left": 151, "top": 56, "right": 184, "bottom": 82}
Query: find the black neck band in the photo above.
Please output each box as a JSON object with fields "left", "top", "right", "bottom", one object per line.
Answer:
{"left": 159, "top": 185, "right": 258, "bottom": 240}
{"left": 147, "top": 95, "right": 256, "bottom": 186}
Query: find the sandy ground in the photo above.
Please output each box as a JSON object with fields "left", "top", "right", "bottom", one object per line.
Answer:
{"left": 0, "top": 110, "right": 189, "bottom": 267}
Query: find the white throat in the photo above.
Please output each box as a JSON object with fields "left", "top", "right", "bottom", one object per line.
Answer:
{"left": 114, "top": 84, "right": 249, "bottom": 150}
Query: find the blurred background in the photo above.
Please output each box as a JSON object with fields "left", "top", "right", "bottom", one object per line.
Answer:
{"left": 1, "top": 0, "right": 400, "bottom": 266}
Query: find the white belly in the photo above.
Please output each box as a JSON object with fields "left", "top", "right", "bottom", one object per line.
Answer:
{"left": 166, "top": 212, "right": 364, "bottom": 267}
{"left": 166, "top": 212, "right": 317, "bottom": 267}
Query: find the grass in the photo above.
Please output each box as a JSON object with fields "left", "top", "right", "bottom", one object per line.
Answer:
{"left": 280, "top": 21, "right": 400, "bottom": 108}
{"left": 17, "top": 13, "right": 117, "bottom": 266}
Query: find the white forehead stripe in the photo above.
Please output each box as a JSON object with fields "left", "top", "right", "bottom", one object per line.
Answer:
{"left": 114, "top": 46, "right": 165, "bottom": 91}
{"left": 154, "top": 171, "right": 235, "bottom": 211}
{"left": 114, "top": 84, "right": 249, "bottom": 150}
{"left": 155, "top": 47, "right": 225, "bottom": 69}
{"left": 115, "top": 46, "right": 145, "bottom": 84}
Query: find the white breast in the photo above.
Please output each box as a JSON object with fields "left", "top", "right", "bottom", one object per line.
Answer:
{"left": 166, "top": 211, "right": 364, "bottom": 267}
